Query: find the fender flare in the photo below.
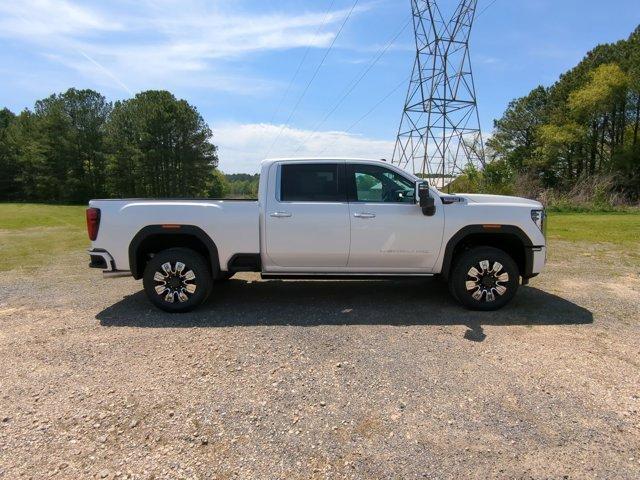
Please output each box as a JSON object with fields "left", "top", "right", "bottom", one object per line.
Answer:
{"left": 441, "top": 225, "right": 536, "bottom": 279}
{"left": 128, "top": 225, "right": 220, "bottom": 279}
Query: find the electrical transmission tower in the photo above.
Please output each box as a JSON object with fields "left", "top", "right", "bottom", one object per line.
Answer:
{"left": 392, "top": 0, "right": 485, "bottom": 188}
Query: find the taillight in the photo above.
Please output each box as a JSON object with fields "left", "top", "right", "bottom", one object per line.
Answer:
{"left": 86, "top": 208, "right": 101, "bottom": 241}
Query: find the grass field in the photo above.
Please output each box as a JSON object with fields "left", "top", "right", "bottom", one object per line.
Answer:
{"left": 1, "top": 203, "right": 639, "bottom": 272}
{"left": 0, "top": 204, "right": 88, "bottom": 271}
{"left": 547, "top": 211, "right": 640, "bottom": 245}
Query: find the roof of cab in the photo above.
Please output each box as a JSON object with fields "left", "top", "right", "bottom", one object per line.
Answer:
{"left": 259, "top": 158, "right": 419, "bottom": 182}
{"left": 261, "top": 157, "right": 390, "bottom": 166}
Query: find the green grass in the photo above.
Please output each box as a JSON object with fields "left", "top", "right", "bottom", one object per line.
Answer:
{"left": 0, "top": 204, "right": 88, "bottom": 271}
{"left": 547, "top": 211, "right": 640, "bottom": 245}
{"left": 1, "top": 204, "right": 639, "bottom": 272}
{"left": 546, "top": 203, "right": 640, "bottom": 214}
{"left": 0, "top": 203, "right": 87, "bottom": 229}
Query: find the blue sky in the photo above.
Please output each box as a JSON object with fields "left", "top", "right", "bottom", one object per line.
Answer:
{"left": 1, "top": 0, "right": 639, "bottom": 172}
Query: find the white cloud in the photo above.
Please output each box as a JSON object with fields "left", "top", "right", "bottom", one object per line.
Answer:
{"left": 214, "top": 123, "right": 395, "bottom": 173}
{"left": 76, "top": 50, "right": 133, "bottom": 95}
{"left": 0, "top": 0, "right": 370, "bottom": 95}
{"left": 476, "top": 54, "right": 501, "bottom": 65}
{"left": 0, "top": 0, "right": 121, "bottom": 37}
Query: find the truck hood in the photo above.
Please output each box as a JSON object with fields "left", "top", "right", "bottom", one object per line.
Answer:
{"left": 450, "top": 193, "right": 543, "bottom": 208}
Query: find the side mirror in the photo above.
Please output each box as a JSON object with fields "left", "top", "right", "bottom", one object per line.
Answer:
{"left": 418, "top": 182, "right": 436, "bottom": 216}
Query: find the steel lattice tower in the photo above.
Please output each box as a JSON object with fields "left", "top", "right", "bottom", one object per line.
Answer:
{"left": 392, "top": 0, "right": 485, "bottom": 188}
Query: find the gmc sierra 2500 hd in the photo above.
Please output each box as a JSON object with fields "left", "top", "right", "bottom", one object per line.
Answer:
{"left": 87, "top": 158, "right": 546, "bottom": 312}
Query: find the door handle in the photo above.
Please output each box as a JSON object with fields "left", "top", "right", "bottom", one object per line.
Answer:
{"left": 353, "top": 212, "right": 376, "bottom": 219}
{"left": 270, "top": 211, "right": 292, "bottom": 218}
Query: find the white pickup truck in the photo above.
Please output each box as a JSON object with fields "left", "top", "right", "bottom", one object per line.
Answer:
{"left": 87, "top": 158, "right": 546, "bottom": 312}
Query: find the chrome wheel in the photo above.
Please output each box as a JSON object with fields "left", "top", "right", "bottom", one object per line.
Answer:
{"left": 153, "top": 261, "right": 197, "bottom": 303}
{"left": 465, "top": 259, "right": 509, "bottom": 303}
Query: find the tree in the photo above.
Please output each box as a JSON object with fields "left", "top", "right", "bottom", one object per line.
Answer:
{"left": 34, "top": 89, "right": 111, "bottom": 202}
{"left": 568, "top": 64, "right": 628, "bottom": 118}
{"left": 0, "top": 108, "right": 16, "bottom": 200}
{"left": 486, "top": 86, "right": 550, "bottom": 172}
{"left": 5, "top": 89, "right": 112, "bottom": 202}
{"left": 226, "top": 173, "right": 259, "bottom": 198}
{"left": 1, "top": 89, "right": 221, "bottom": 202}
{"left": 566, "top": 63, "right": 629, "bottom": 175}
{"left": 209, "top": 169, "right": 229, "bottom": 198}
{"left": 534, "top": 122, "right": 585, "bottom": 187}
{"left": 5, "top": 110, "right": 49, "bottom": 201}
{"left": 485, "top": 26, "right": 640, "bottom": 201}
{"left": 62, "top": 89, "right": 112, "bottom": 200}
{"left": 106, "top": 91, "right": 218, "bottom": 198}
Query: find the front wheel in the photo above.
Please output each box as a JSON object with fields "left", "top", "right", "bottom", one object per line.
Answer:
{"left": 143, "top": 248, "right": 212, "bottom": 313}
{"left": 449, "top": 247, "right": 519, "bottom": 311}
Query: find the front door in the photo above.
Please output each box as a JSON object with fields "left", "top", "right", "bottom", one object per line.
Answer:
{"left": 346, "top": 163, "right": 444, "bottom": 271}
{"left": 265, "top": 162, "right": 350, "bottom": 268}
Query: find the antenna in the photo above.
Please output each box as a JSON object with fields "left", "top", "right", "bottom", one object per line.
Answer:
{"left": 392, "top": 0, "right": 485, "bottom": 189}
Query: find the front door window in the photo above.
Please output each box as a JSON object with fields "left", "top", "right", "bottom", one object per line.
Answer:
{"left": 350, "top": 165, "right": 415, "bottom": 203}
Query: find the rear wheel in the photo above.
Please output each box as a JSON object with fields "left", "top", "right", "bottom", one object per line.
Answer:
{"left": 449, "top": 247, "right": 519, "bottom": 311}
{"left": 143, "top": 248, "right": 212, "bottom": 313}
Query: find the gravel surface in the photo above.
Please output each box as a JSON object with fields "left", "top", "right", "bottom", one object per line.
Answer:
{"left": 0, "top": 240, "right": 639, "bottom": 479}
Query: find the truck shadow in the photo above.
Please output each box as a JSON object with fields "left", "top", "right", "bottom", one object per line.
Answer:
{"left": 96, "top": 278, "right": 593, "bottom": 342}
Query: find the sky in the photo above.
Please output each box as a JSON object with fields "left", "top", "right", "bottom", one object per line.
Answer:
{"left": 1, "top": 0, "right": 639, "bottom": 173}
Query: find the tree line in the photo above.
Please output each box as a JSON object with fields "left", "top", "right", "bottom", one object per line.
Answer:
{"left": 4, "top": 26, "right": 639, "bottom": 206}
{"left": 0, "top": 89, "right": 223, "bottom": 203}
{"left": 458, "top": 25, "right": 640, "bottom": 204}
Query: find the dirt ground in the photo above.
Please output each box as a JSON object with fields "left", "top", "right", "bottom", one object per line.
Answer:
{"left": 0, "top": 240, "right": 639, "bottom": 479}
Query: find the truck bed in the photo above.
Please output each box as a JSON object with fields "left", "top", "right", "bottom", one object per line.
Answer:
{"left": 89, "top": 199, "right": 260, "bottom": 273}
{"left": 90, "top": 198, "right": 258, "bottom": 201}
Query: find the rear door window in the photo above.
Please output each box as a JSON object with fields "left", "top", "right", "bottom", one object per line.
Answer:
{"left": 280, "top": 163, "right": 346, "bottom": 202}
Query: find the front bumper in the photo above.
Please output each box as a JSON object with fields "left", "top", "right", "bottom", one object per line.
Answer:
{"left": 531, "top": 246, "right": 546, "bottom": 275}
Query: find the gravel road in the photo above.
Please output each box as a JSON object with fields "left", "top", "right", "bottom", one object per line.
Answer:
{"left": 0, "top": 240, "right": 639, "bottom": 479}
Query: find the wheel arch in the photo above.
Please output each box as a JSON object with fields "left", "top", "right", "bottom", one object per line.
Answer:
{"left": 441, "top": 225, "right": 534, "bottom": 280}
{"left": 128, "top": 225, "right": 220, "bottom": 280}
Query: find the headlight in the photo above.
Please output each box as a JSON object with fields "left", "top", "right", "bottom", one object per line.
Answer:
{"left": 531, "top": 209, "right": 546, "bottom": 235}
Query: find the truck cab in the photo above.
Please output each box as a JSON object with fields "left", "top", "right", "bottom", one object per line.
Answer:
{"left": 261, "top": 159, "right": 445, "bottom": 273}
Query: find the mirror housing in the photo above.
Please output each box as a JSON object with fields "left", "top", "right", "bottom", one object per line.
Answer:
{"left": 417, "top": 182, "right": 436, "bottom": 216}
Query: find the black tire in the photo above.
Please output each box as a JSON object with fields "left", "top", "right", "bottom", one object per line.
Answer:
{"left": 448, "top": 246, "right": 519, "bottom": 311}
{"left": 143, "top": 248, "right": 212, "bottom": 313}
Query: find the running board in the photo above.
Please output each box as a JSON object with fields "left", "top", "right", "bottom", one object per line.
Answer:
{"left": 103, "top": 270, "right": 132, "bottom": 278}
{"left": 260, "top": 273, "right": 435, "bottom": 280}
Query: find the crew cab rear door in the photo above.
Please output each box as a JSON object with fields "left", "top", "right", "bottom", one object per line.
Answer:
{"left": 264, "top": 162, "right": 350, "bottom": 268}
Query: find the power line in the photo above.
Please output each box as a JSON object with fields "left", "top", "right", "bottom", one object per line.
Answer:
{"left": 477, "top": 0, "right": 498, "bottom": 18}
{"left": 344, "top": 76, "right": 410, "bottom": 134}
{"left": 264, "top": 0, "right": 360, "bottom": 159}
{"left": 293, "top": 16, "right": 411, "bottom": 153}
{"left": 318, "top": 75, "right": 410, "bottom": 156}
{"left": 266, "top": 0, "right": 338, "bottom": 127}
